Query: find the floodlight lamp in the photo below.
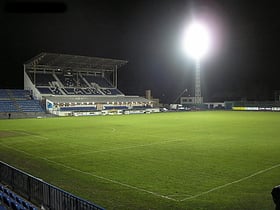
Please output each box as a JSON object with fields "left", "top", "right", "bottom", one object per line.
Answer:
{"left": 182, "top": 21, "right": 210, "bottom": 60}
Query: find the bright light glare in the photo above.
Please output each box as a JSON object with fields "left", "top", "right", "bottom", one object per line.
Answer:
{"left": 182, "top": 22, "right": 210, "bottom": 60}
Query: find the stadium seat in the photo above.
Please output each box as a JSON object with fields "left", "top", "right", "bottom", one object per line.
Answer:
{"left": 9, "top": 191, "right": 16, "bottom": 200}
{"left": 29, "top": 72, "right": 55, "bottom": 86}
{"left": 12, "top": 198, "right": 27, "bottom": 210}
{"left": 2, "top": 195, "right": 11, "bottom": 207}
{"left": 15, "top": 196, "right": 22, "bottom": 204}
{"left": 0, "top": 205, "right": 7, "bottom": 210}
{"left": 3, "top": 188, "right": 9, "bottom": 196}
{"left": 0, "top": 89, "right": 44, "bottom": 113}
{"left": 11, "top": 200, "right": 21, "bottom": 210}
{"left": 29, "top": 206, "right": 37, "bottom": 210}
{"left": 0, "top": 185, "right": 37, "bottom": 210}
{"left": 21, "top": 200, "right": 29, "bottom": 209}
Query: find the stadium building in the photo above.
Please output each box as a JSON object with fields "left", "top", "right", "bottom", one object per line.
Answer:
{"left": 22, "top": 52, "right": 156, "bottom": 116}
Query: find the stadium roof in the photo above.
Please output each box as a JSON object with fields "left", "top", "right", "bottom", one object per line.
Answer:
{"left": 44, "top": 95, "right": 151, "bottom": 104}
{"left": 24, "top": 52, "right": 128, "bottom": 72}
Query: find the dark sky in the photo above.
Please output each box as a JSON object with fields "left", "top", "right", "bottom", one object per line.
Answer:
{"left": 1, "top": 0, "right": 280, "bottom": 103}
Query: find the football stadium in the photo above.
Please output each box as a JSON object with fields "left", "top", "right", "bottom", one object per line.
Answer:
{"left": 1, "top": 52, "right": 280, "bottom": 210}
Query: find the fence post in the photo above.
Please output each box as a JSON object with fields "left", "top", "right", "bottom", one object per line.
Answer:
{"left": 27, "top": 175, "right": 31, "bottom": 201}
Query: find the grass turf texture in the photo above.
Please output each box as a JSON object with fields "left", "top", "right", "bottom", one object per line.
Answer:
{"left": 0, "top": 111, "right": 279, "bottom": 210}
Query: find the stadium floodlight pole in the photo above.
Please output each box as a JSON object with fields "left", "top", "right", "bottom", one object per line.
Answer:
{"left": 182, "top": 21, "right": 210, "bottom": 104}
{"left": 115, "top": 65, "right": 118, "bottom": 88}
{"left": 194, "top": 60, "right": 202, "bottom": 104}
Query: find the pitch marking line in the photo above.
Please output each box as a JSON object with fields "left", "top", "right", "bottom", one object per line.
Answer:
{"left": 0, "top": 143, "right": 34, "bottom": 157}
{"left": 11, "top": 130, "right": 49, "bottom": 140}
{"left": 0, "top": 143, "right": 177, "bottom": 202}
{"left": 180, "top": 163, "right": 280, "bottom": 201}
{"left": 3, "top": 143, "right": 280, "bottom": 202}
{"left": 47, "top": 138, "right": 185, "bottom": 159}
{"left": 0, "top": 129, "right": 48, "bottom": 140}
{"left": 166, "top": 194, "right": 193, "bottom": 198}
{"left": 43, "top": 158, "right": 178, "bottom": 202}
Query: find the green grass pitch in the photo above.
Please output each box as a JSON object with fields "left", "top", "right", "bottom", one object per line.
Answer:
{"left": 0, "top": 111, "right": 279, "bottom": 209}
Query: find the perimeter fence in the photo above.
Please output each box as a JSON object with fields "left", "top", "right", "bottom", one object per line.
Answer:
{"left": 0, "top": 161, "right": 105, "bottom": 210}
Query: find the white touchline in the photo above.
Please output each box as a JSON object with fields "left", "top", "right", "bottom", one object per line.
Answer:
{"left": 180, "top": 163, "right": 280, "bottom": 201}
{"left": 43, "top": 158, "right": 178, "bottom": 202}
{"left": 2, "top": 142, "right": 279, "bottom": 203}
{"left": 0, "top": 143, "right": 178, "bottom": 202}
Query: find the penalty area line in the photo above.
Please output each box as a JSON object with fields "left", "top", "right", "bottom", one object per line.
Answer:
{"left": 180, "top": 163, "right": 280, "bottom": 201}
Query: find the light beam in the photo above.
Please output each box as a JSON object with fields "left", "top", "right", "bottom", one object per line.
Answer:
{"left": 182, "top": 21, "right": 210, "bottom": 60}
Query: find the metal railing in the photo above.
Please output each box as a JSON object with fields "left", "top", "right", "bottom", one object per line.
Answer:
{"left": 0, "top": 161, "right": 105, "bottom": 210}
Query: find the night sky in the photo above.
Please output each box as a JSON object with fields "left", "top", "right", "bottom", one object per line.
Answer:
{"left": 1, "top": 0, "right": 280, "bottom": 103}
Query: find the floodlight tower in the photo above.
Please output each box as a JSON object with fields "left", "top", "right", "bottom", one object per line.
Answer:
{"left": 182, "top": 21, "right": 210, "bottom": 104}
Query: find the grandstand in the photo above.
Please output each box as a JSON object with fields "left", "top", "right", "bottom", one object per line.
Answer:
{"left": 0, "top": 89, "right": 44, "bottom": 118}
{"left": 23, "top": 52, "right": 155, "bottom": 116}
{"left": 0, "top": 184, "right": 38, "bottom": 210}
